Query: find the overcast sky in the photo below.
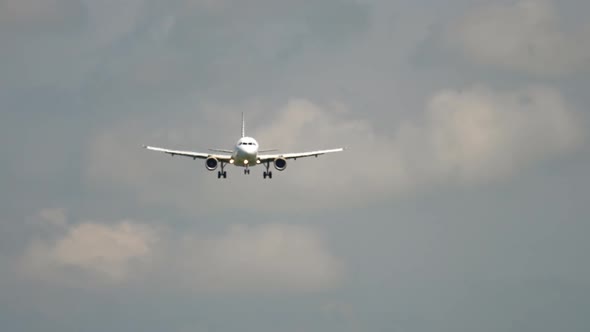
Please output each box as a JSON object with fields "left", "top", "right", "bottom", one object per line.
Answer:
{"left": 1, "top": 0, "right": 590, "bottom": 331}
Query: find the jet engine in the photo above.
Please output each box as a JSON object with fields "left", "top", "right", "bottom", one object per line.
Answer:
{"left": 274, "top": 157, "right": 287, "bottom": 171}
{"left": 205, "top": 157, "right": 218, "bottom": 171}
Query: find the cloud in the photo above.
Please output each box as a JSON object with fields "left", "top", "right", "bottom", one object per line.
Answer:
{"left": 443, "top": 0, "right": 590, "bottom": 76}
{"left": 37, "top": 208, "right": 67, "bottom": 227}
{"left": 394, "top": 85, "right": 583, "bottom": 184}
{"left": 20, "top": 213, "right": 343, "bottom": 292}
{"left": 85, "top": 84, "right": 583, "bottom": 213}
{"left": 22, "top": 221, "right": 158, "bottom": 283}
{"left": 84, "top": 0, "right": 146, "bottom": 47}
{"left": 0, "top": 0, "right": 84, "bottom": 30}
{"left": 254, "top": 85, "right": 583, "bottom": 190}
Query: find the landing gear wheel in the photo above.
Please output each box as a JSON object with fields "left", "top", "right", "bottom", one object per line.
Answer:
{"left": 263, "top": 172, "right": 267, "bottom": 179}
{"left": 268, "top": 171, "right": 272, "bottom": 179}
{"left": 217, "top": 162, "right": 228, "bottom": 179}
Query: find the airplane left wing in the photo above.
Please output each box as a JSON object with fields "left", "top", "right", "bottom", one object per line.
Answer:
{"left": 144, "top": 145, "right": 232, "bottom": 161}
{"left": 258, "top": 148, "right": 344, "bottom": 162}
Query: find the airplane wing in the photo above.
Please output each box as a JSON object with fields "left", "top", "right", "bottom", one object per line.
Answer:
{"left": 208, "top": 148, "right": 234, "bottom": 153}
{"left": 258, "top": 148, "right": 344, "bottom": 162}
{"left": 144, "top": 145, "right": 232, "bottom": 161}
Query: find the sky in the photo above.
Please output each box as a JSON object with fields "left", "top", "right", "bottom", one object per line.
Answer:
{"left": 1, "top": 0, "right": 590, "bottom": 331}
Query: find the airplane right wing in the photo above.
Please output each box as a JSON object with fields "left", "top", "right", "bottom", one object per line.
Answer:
{"left": 208, "top": 148, "right": 234, "bottom": 154}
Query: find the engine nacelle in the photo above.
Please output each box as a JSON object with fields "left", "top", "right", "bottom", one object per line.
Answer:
{"left": 205, "top": 157, "right": 219, "bottom": 171}
{"left": 274, "top": 157, "right": 287, "bottom": 171}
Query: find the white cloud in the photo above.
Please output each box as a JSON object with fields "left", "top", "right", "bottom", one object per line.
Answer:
{"left": 395, "top": 85, "right": 583, "bottom": 184}
{"left": 444, "top": 0, "right": 590, "bottom": 76}
{"left": 20, "top": 215, "right": 343, "bottom": 292}
{"left": 22, "top": 221, "right": 158, "bottom": 283}
{"left": 251, "top": 99, "right": 400, "bottom": 194}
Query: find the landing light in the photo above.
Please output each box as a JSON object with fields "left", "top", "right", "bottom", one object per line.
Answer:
{"left": 229, "top": 159, "right": 234, "bottom": 164}
{"left": 244, "top": 160, "right": 249, "bottom": 164}
{"left": 256, "top": 160, "right": 261, "bottom": 164}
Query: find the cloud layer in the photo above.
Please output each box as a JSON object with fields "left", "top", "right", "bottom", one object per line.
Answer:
{"left": 444, "top": 0, "right": 590, "bottom": 76}
{"left": 85, "top": 84, "right": 583, "bottom": 214}
{"left": 2, "top": 0, "right": 590, "bottom": 331}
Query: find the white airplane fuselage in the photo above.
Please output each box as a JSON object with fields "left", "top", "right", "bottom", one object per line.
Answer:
{"left": 231, "top": 136, "right": 259, "bottom": 168}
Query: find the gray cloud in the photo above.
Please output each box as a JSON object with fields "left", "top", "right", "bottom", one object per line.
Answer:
{"left": 36, "top": 208, "right": 68, "bottom": 227}
{"left": 162, "top": 222, "right": 344, "bottom": 293}
{"left": 443, "top": 0, "right": 590, "bottom": 77}
{"left": 0, "top": 0, "right": 84, "bottom": 30}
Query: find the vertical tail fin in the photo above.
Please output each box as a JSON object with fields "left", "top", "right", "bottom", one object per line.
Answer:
{"left": 241, "top": 112, "right": 245, "bottom": 137}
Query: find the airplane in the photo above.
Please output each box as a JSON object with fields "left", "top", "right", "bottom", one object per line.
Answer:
{"left": 144, "top": 113, "right": 344, "bottom": 179}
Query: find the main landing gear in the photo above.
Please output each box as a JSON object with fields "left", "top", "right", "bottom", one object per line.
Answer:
{"left": 217, "top": 162, "right": 227, "bottom": 179}
{"left": 263, "top": 161, "right": 273, "bottom": 179}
